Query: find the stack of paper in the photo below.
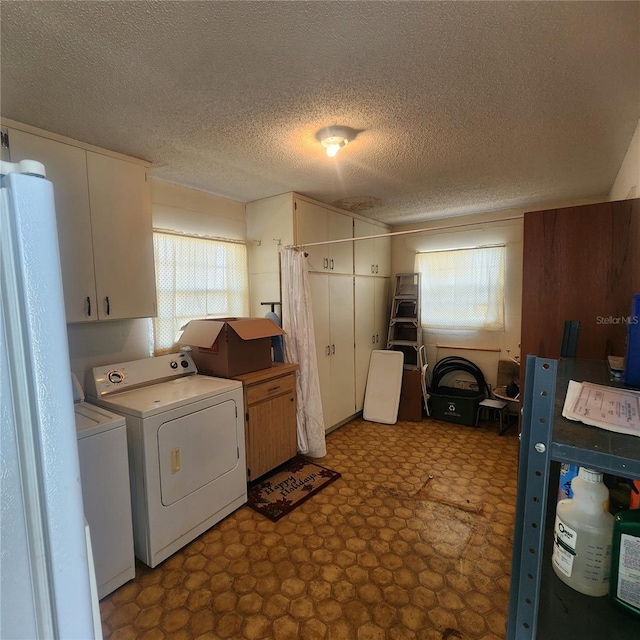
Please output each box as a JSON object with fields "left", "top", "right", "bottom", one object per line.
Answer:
{"left": 562, "top": 381, "right": 640, "bottom": 437}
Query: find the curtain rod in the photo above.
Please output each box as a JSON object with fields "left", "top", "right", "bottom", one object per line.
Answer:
{"left": 154, "top": 227, "right": 246, "bottom": 245}
{"left": 284, "top": 214, "right": 522, "bottom": 250}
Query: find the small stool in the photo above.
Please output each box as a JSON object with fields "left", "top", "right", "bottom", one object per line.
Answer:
{"left": 475, "top": 398, "right": 509, "bottom": 434}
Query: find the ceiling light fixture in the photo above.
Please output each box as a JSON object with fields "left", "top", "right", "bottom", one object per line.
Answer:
{"left": 316, "top": 125, "right": 360, "bottom": 158}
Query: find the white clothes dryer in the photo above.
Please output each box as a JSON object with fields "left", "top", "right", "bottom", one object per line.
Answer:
{"left": 86, "top": 353, "right": 246, "bottom": 568}
{"left": 72, "top": 374, "right": 135, "bottom": 598}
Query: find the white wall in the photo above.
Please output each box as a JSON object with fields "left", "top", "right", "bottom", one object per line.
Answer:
{"left": 609, "top": 119, "right": 640, "bottom": 201}
{"left": 151, "top": 179, "right": 246, "bottom": 239}
{"left": 68, "top": 180, "right": 246, "bottom": 388}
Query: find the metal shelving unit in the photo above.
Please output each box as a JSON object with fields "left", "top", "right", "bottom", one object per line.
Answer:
{"left": 507, "top": 357, "right": 640, "bottom": 639}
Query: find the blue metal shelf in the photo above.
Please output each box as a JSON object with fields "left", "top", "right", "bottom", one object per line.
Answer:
{"left": 507, "top": 357, "right": 640, "bottom": 639}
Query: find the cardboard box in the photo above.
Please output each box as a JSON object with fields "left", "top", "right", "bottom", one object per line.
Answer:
{"left": 178, "top": 318, "right": 285, "bottom": 378}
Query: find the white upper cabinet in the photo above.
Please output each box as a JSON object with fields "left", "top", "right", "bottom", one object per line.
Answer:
{"left": 86, "top": 152, "right": 156, "bottom": 321}
{"left": 354, "top": 218, "right": 391, "bottom": 277}
{"left": 295, "top": 198, "right": 353, "bottom": 274}
{"left": 7, "top": 128, "right": 96, "bottom": 323}
{"left": 7, "top": 125, "right": 156, "bottom": 323}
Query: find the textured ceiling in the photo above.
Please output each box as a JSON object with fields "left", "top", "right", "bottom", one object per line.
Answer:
{"left": 1, "top": 1, "right": 639, "bottom": 225}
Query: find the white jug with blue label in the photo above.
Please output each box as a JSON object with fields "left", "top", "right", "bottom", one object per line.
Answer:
{"left": 552, "top": 467, "right": 614, "bottom": 596}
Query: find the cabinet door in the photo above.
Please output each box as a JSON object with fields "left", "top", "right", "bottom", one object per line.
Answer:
{"left": 246, "top": 391, "right": 297, "bottom": 480}
{"left": 354, "top": 277, "right": 375, "bottom": 412}
{"left": 7, "top": 129, "right": 96, "bottom": 323}
{"left": 295, "top": 199, "right": 353, "bottom": 274}
{"left": 354, "top": 219, "right": 390, "bottom": 276}
{"left": 374, "top": 234, "right": 391, "bottom": 277}
{"left": 374, "top": 277, "right": 390, "bottom": 347}
{"left": 354, "top": 219, "right": 377, "bottom": 275}
{"left": 329, "top": 275, "right": 356, "bottom": 427}
{"left": 327, "top": 209, "right": 353, "bottom": 274}
{"left": 310, "top": 274, "right": 356, "bottom": 429}
{"left": 309, "top": 274, "right": 332, "bottom": 429}
{"left": 87, "top": 152, "right": 157, "bottom": 320}
{"left": 295, "top": 198, "right": 329, "bottom": 272}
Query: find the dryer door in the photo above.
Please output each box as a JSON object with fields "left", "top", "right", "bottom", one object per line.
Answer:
{"left": 157, "top": 399, "right": 239, "bottom": 506}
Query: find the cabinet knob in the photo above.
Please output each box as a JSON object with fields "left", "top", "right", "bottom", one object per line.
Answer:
{"left": 324, "top": 258, "right": 329, "bottom": 270}
{"left": 86, "top": 296, "right": 91, "bottom": 317}
{"left": 332, "top": 344, "right": 336, "bottom": 355}
{"left": 326, "top": 345, "right": 330, "bottom": 356}
{"left": 105, "top": 296, "right": 110, "bottom": 316}
{"left": 330, "top": 259, "right": 334, "bottom": 270}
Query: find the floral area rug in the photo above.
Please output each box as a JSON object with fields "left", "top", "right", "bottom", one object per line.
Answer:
{"left": 246, "top": 457, "right": 341, "bottom": 522}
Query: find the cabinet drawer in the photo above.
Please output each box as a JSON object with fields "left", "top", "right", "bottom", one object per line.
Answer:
{"left": 246, "top": 374, "right": 296, "bottom": 405}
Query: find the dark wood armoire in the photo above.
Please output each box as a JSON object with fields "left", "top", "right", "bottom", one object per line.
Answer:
{"left": 521, "top": 198, "right": 640, "bottom": 363}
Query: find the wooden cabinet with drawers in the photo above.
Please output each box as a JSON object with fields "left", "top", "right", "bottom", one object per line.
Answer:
{"left": 233, "top": 363, "right": 298, "bottom": 481}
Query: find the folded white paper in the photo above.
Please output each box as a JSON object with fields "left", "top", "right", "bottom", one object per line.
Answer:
{"left": 562, "top": 381, "right": 640, "bottom": 437}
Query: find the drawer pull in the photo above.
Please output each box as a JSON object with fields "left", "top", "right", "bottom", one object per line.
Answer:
{"left": 268, "top": 385, "right": 280, "bottom": 392}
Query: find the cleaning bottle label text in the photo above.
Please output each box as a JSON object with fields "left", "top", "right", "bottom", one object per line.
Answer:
{"left": 553, "top": 515, "right": 577, "bottom": 577}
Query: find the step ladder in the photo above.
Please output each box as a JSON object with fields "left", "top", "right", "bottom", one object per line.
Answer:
{"left": 387, "top": 273, "right": 422, "bottom": 370}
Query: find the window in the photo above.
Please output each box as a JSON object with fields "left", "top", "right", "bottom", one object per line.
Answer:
{"left": 152, "top": 231, "right": 249, "bottom": 354}
{"left": 415, "top": 245, "right": 505, "bottom": 331}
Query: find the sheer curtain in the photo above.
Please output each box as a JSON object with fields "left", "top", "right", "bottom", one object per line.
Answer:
{"left": 281, "top": 248, "right": 326, "bottom": 458}
{"left": 416, "top": 245, "right": 505, "bottom": 331}
{"left": 152, "top": 231, "right": 248, "bottom": 354}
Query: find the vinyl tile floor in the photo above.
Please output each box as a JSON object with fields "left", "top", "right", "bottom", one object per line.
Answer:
{"left": 101, "top": 415, "right": 520, "bottom": 640}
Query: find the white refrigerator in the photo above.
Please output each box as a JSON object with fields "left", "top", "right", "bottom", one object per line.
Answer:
{"left": 1, "top": 164, "right": 100, "bottom": 638}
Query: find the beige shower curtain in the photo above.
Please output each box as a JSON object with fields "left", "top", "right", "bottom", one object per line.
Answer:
{"left": 280, "top": 248, "right": 326, "bottom": 458}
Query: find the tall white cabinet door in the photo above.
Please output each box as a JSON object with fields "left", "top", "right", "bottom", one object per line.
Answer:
{"left": 309, "top": 273, "right": 356, "bottom": 431}
{"left": 7, "top": 129, "right": 96, "bottom": 323}
{"left": 329, "top": 275, "right": 355, "bottom": 427}
{"left": 354, "top": 277, "right": 375, "bottom": 412}
{"left": 309, "top": 274, "right": 332, "bottom": 428}
{"left": 86, "top": 152, "right": 157, "bottom": 321}
{"left": 375, "top": 277, "right": 390, "bottom": 347}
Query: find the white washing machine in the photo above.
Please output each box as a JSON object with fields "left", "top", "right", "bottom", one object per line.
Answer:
{"left": 86, "top": 353, "right": 246, "bottom": 568}
{"left": 72, "top": 375, "right": 135, "bottom": 599}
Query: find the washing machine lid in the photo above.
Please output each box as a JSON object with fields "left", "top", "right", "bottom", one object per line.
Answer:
{"left": 74, "top": 402, "right": 125, "bottom": 439}
{"left": 93, "top": 374, "right": 242, "bottom": 418}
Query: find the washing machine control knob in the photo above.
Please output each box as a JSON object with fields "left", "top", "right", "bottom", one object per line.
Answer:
{"left": 108, "top": 370, "right": 124, "bottom": 384}
{"left": 170, "top": 361, "right": 178, "bottom": 369}
{"left": 181, "top": 359, "right": 189, "bottom": 368}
